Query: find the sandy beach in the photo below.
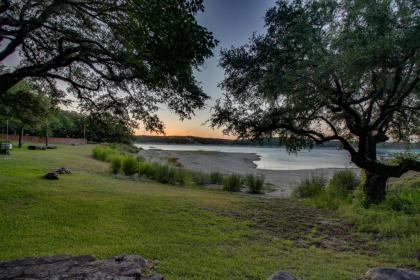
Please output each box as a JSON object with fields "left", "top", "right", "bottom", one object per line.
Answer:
{"left": 138, "top": 149, "right": 357, "bottom": 197}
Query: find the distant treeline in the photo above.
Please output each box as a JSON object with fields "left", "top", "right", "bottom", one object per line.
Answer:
{"left": 135, "top": 135, "right": 419, "bottom": 149}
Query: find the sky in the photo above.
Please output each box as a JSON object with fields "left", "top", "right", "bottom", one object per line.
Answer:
{"left": 139, "top": 0, "right": 277, "bottom": 138}
{"left": 2, "top": 0, "right": 277, "bottom": 138}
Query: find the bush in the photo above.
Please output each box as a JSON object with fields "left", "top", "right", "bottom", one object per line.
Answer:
{"left": 245, "top": 174, "right": 264, "bottom": 194}
{"left": 209, "top": 172, "right": 224, "bottom": 185}
{"left": 122, "top": 156, "right": 138, "bottom": 175}
{"left": 138, "top": 162, "right": 157, "bottom": 178}
{"left": 110, "top": 156, "right": 122, "bottom": 174}
{"left": 191, "top": 171, "right": 210, "bottom": 186}
{"left": 326, "top": 170, "right": 359, "bottom": 198}
{"left": 293, "top": 175, "right": 326, "bottom": 198}
{"left": 386, "top": 152, "right": 419, "bottom": 165}
{"left": 223, "top": 174, "right": 242, "bottom": 192}
{"left": 92, "top": 146, "right": 120, "bottom": 162}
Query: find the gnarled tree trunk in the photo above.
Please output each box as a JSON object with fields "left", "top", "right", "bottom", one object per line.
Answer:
{"left": 362, "top": 136, "right": 388, "bottom": 204}
{"left": 363, "top": 170, "right": 388, "bottom": 204}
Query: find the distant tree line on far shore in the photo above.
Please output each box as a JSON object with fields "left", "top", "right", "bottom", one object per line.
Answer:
{"left": 135, "top": 135, "right": 419, "bottom": 149}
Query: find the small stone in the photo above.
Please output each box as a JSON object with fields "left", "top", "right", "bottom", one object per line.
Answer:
{"left": 364, "top": 268, "right": 420, "bottom": 280}
{"left": 268, "top": 271, "right": 300, "bottom": 280}
{"left": 44, "top": 172, "right": 59, "bottom": 180}
{"left": 55, "top": 167, "right": 72, "bottom": 174}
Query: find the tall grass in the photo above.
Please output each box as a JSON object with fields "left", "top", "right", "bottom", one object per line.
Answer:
{"left": 210, "top": 172, "right": 224, "bottom": 185}
{"left": 326, "top": 170, "right": 359, "bottom": 199}
{"left": 223, "top": 174, "right": 242, "bottom": 192}
{"left": 293, "top": 175, "right": 326, "bottom": 198}
{"left": 245, "top": 174, "right": 264, "bottom": 194}
{"left": 92, "top": 146, "right": 120, "bottom": 162}
{"left": 92, "top": 146, "right": 261, "bottom": 193}
{"left": 122, "top": 156, "right": 138, "bottom": 176}
{"left": 110, "top": 156, "right": 122, "bottom": 174}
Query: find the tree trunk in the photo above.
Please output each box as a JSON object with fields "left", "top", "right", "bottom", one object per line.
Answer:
{"left": 362, "top": 135, "right": 388, "bottom": 204}
{"left": 363, "top": 170, "right": 387, "bottom": 204}
{"left": 45, "top": 122, "right": 49, "bottom": 147}
{"left": 18, "top": 127, "right": 24, "bottom": 148}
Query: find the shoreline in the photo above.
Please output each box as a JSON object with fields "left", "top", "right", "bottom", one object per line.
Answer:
{"left": 138, "top": 149, "right": 358, "bottom": 197}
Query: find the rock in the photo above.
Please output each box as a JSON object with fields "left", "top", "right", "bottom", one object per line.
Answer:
{"left": 364, "top": 268, "right": 420, "bottom": 280}
{"left": 28, "top": 146, "right": 47, "bottom": 150}
{"left": 55, "top": 167, "right": 72, "bottom": 174}
{"left": 0, "top": 254, "right": 163, "bottom": 280}
{"left": 44, "top": 172, "right": 59, "bottom": 180}
{"left": 268, "top": 271, "right": 300, "bottom": 280}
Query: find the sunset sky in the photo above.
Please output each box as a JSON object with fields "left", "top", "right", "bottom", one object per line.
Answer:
{"left": 138, "top": 0, "right": 277, "bottom": 138}
{"left": 2, "top": 0, "right": 277, "bottom": 139}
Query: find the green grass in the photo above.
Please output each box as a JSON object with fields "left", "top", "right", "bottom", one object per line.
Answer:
{"left": 0, "top": 144, "right": 418, "bottom": 279}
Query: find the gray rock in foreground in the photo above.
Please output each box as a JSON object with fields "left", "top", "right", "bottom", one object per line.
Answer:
{"left": 268, "top": 271, "right": 300, "bottom": 280}
{"left": 364, "top": 268, "right": 420, "bottom": 280}
{"left": 0, "top": 254, "right": 163, "bottom": 280}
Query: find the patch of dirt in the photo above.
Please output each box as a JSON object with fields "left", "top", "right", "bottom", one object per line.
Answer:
{"left": 203, "top": 198, "right": 378, "bottom": 255}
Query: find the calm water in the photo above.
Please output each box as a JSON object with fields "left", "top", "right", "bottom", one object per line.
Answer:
{"left": 135, "top": 143, "right": 418, "bottom": 171}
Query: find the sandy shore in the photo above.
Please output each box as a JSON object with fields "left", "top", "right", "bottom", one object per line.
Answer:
{"left": 138, "top": 149, "right": 357, "bottom": 197}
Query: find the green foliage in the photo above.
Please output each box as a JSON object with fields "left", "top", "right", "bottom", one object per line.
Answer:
{"left": 0, "top": 81, "right": 53, "bottom": 131}
{"left": 223, "top": 174, "right": 242, "bottom": 192}
{"left": 326, "top": 170, "right": 359, "bottom": 199}
{"left": 210, "top": 0, "right": 420, "bottom": 205}
{"left": 110, "top": 156, "right": 123, "bottom": 174}
{"left": 293, "top": 175, "right": 326, "bottom": 198}
{"left": 1, "top": 1, "right": 217, "bottom": 133}
{"left": 386, "top": 152, "right": 419, "bottom": 166}
{"left": 209, "top": 171, "right": 224, "bottom": 185}
{"left": 122, "top": 156, "right": 139, "bottom": 176}
{"left": 245, "top": 174, "right": 264, "bottom": 194}
{"left": 92, "top": 146, "right": 120, "bottom": 162}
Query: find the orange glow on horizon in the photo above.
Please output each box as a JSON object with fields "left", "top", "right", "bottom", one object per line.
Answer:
{"left": 135, "top": 127, "right": 235, "bottom": 139}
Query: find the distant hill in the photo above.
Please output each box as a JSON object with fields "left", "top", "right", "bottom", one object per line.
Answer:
{"left": 135, "top": 135, "right": 419, "bottom": 150}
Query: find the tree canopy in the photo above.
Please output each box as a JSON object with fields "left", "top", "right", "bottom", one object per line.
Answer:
{"left": 211, "top": 0, "right": 420, "bottom": 202}
{"left": 0, "top": 82, "right": 51, "bottom": 129}
{"left": 0, "top": 0, "right": 217, "bottom": 132}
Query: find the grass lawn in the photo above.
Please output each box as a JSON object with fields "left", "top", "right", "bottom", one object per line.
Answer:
{"left": 0, "top": 144, "right": 417, "bottom": 279}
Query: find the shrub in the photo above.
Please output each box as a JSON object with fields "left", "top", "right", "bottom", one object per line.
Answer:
{"left": 92, "top": 146, "right": 120, "bottom": 162}
{"left": 209, "top": 172, "right": 224, "bottom": 185}
{"left": 191, "top": 171, "right": 210, "bottom": 186}
{"left": 174, "top": 168, "right": 191, "bottom": 186}
{"left": 385, "top": 152, "right": 419, "bottom": 165}
{"left": 245, "top": 174, "right": 264, "bottom": 194}
{"left": 293, "top": 175, "right": 326, "bottom": 198}
{"left": 223, "top": 174, "right": 242, "bottom": 192}
{"left": 122, "top": 156, "right": 138, "bottom": 175}
{"left": 138, "top": 162, "right": 157, "bottom": 178}
{"left": 110, "top": 156, "right": 122, "bottom": 174}
{"left": 326, "top": 170, "right": 359, "bottom": 198}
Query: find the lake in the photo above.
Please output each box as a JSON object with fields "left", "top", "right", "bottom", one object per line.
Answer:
{"left": 135, "top": 144, "right": 418, "bottom": 171}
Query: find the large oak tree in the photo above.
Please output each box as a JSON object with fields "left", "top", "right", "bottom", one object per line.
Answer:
{"left": 211, "top": 0, "right": 420, "bottom": 203}
{"left": 0, "top": 0, "right": 217, "bottom": 131}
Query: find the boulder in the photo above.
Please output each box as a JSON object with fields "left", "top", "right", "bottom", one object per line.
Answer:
{"left": 28, "top": 145, "right": 47, "bottom": 150}
{"left": 44, "top": 172, "right": 59, "bottom": 180}
{"left": 55, "top": 167, "right": 72, "bottom": 174}
{"left": 0, "top": 254, "right": 163, "bottom": 280}
{"left": 364, "top": 268, "right": 420, "bottom": 280}
{"left": 268, "top": 271, "right": 300, "bottom": 280}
